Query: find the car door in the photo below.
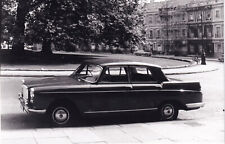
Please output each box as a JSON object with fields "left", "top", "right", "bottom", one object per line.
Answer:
{"left": 85, "top": 65, "right": 133, "bottom": 114}
{"left": 127, "top": 65, "right": 162, "bottom": 110}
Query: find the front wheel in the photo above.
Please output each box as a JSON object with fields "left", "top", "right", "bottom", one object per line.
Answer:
{"left": 159, "top": 103, "right": 178, "bottom": 121}
{"left": 49, "top": 105, "right": 73, "bottom": 126}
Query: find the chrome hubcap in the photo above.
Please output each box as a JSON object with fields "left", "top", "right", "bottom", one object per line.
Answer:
{"left": 163, "top": 105, "right": 174, "bottom": 118}
{"left": 53, "top": 107, "right": 69, "bottom": 124}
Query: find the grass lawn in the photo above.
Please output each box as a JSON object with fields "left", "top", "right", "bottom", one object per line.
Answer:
{"left": 0, "top": 49, "right": 189, "bottom": 70}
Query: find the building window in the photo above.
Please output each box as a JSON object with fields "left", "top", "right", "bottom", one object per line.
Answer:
{"left": 217, "top": 44, "right": 221, "bottom": 52}
{"left": 216, "top": 10, "right": 220, "bottom": 18}
{"left": 182, "top": 29, "right": 186, "bottom": 37}
{"left": 206, "top": 11, "right": 211, "bottom": 20}
{"left": 215, "top": 27, "right": 221, "bottom": 38}
{"left": 206, "top": 26, "right": 212, "bottom": 38}
{"left": 222, "top": 26, "right": 224, "bottom": 37}
{"left": 197, "top": 13, "right": 202, "bottom": 21}
{"left": 189, "top": 13, "right": 194, "bottom": 21}
{"left": 156, "top": 16, "right": 161, "bottom": 23}
{"left": 157, "top": 30, "right": 160, "bottom": 38}
{"left": 175, "top": 30, "right": 179, "bottom": 38}
{"left": 149, "top": 17, "right": 153, "bottom": 23}
{"left": 198, "top": 27, "right": 203, "bottom": 38}
{"left": 162, "top": 29, "right": 167, "bottom": 39}
{"left": 182, "top": 14, "right": 185, "bottom": 21}
{"left": 149, "top": 30, "right": 153, "bottom": 39}
{"left": 170, "top": 30, "right": 174, "bottom": 38}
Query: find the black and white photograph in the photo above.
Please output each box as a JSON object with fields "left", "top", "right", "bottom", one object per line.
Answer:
{"left": 0, "top": 0, "right": 224, "bottom": 143}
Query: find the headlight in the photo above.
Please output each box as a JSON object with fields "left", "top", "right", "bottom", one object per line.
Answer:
{"left": 30, "top": 88, "right": 35, "bottom": 103}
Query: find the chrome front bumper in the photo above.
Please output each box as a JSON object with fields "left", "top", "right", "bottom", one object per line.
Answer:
{"left": 18, "top": 93, "right": 46, "bottom": 114}
{"left": 186, "top": 102, "right": 205, "bottom": 109}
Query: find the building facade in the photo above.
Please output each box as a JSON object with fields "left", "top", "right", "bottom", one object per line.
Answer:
{"left": 211, "top": 0, "right": 224, "bottom": 57}
{"left": 143, "top": 2, "right": 164, "bottom": 53}
{"left": 143, "top": 0, "right": 224, "bottom": 57}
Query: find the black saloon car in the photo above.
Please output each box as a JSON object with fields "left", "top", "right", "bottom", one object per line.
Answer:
{"left": 19, "top": 59, "right": 204, "bottom": 126}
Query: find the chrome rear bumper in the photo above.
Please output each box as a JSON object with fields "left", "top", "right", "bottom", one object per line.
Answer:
{"left": 186, "top": 102, "right": 205, "bottom": 109}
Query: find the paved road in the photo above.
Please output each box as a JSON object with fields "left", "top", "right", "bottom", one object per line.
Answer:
{"left": 0, "top": 62, "right": 224, "bottom": 144}
{"left": 0, "top": 61, "right": 218, "bottom": 77}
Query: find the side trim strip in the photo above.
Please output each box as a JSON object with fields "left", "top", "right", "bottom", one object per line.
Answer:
{"left": 84, "top": 108, "right": 158, "bottom": 114}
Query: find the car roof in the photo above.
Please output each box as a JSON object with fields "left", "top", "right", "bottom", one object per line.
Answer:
{"left": 85, "top": 58, "right": 162, "bottom": 68}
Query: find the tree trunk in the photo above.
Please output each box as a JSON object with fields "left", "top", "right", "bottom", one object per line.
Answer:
{"left": 12, "top": 0, "right": 29, "bottom": 54}
{"left": 41, "top": 39, "right": 52, "bottom": 55}
{"left": 0, "top": 0, "right": 2, "bottom": 48}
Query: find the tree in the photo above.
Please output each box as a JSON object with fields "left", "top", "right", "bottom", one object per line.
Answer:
{"left": 0, "top": 0, "right": 2, "bottom": 46}
{"left": 130, "top": 3, "right": 147, "bottom": 53}
{"left": 13, "top": 0, "right": 140, "bottom": 54}
{"left": 92, "top": 0, "right": 140, "bottom": 49}
{"left": 26, "top": 0, "right": 141, "bottom": 53}
{"left": 1, "top": 0, "right": 17, "bottom": 49}
{"left": 12, "top": 0, "right": 28, "bottom": 54}
{"left": 26, "top": 0, "right": 91, "bottom": 54}
{"left": 11, "top": 0, "right": 45, "bottom": 54}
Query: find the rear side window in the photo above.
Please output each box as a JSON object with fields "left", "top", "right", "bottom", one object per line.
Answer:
{"left": 129, "top": 66, "right": 157, "bottom": 83}
{"left": 100, "top": 66, "right": 128, "bottom": 83}
{"left": 135, "top": 67, "right": 151, "bottom": 75}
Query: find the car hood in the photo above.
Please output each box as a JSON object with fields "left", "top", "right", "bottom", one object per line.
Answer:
{"left": 23, "top": 76, "right": 87, "bottom": 88}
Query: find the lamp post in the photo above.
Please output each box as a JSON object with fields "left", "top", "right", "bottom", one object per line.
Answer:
{"left": 159, "top": 1, "right": 169, "bottom": 55}
{"left": 200, "top": 9, "right": 206, "bottom": 65}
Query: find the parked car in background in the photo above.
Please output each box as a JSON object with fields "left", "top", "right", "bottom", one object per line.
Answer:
{"left": 134, "top": 49, "right": 152, "bottom": 56}
{"left": 19, "top": 59, "right": 204, "bottom": 126}
{"left": 218, "top": 54, "right": 224, "bottom": 62}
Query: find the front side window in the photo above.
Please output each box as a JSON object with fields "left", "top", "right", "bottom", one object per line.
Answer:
{"left": 129, "top": 66, "right": 156, "bottom": 83}
{"left": 100, "top": 66, "right": 128, "bottom": 83}
{"left": 74, "top": 64, "right": 102, "bottom": 83}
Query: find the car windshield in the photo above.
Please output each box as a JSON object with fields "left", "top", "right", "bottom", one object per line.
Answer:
{"left": 71, "top": 64, "right": 103, "bottom": 83}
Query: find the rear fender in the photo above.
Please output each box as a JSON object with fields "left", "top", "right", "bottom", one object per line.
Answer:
{"left": 162, "top": 81, "right": 201, "bottom": 91}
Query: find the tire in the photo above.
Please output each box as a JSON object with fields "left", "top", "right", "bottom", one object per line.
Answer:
{"left": 49, "top": 104, "right": 73, "bottom": 126}
{"left": 159, "top": 103, "right": 178, "bottom": 121}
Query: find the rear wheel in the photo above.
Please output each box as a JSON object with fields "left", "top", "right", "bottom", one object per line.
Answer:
{"left": 159, "top": 103, "right": 178, "bottom": 121}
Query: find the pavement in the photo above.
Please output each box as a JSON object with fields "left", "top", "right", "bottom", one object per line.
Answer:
{"left": 0, "top": 54, "right": 220, "bottom": 77}
{"left": 1, "top": 116, "right": 224, "bottom": 144}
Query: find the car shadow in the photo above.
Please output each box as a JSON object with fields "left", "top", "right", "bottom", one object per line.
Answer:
{"left": 1, "top": 112, "right": 190, "bottom": 130}
{"left": 83, "top": 113, "right": 159, "bottom": 127}
{"left": 1, "top": 113, "right": 51, "bottom": 130}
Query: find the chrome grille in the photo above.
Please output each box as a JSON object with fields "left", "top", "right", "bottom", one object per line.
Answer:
{"left": 22, "top": 85, "right": 29, "bottom": 100}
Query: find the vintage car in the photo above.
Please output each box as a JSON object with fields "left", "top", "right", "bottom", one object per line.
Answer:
{"left": 19, "top": 59, "right": 204, "bottom": 126}
{"left": 134, "top": 49, "right": 152, "bottom": 57}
